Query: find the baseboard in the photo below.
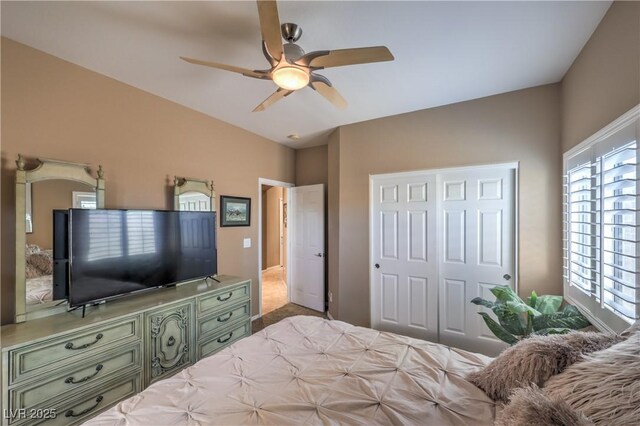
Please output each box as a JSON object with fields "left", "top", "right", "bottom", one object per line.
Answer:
{"left": 251, "top": 314, "right": 261, "bottom": 321}
{"left": 261, "top": 265, "right": 283, "bottom": 272}
{"left": 327, "top": 311, "right": 334, "bottom": 321}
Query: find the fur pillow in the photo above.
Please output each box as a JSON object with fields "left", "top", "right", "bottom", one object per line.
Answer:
{"left": 25, "top": 263, "right": 42, "bottom": 279}
{"left": 467, "top": 332, "right": 623, "bottom": 402}
{"left": 27, "top": 251, "right": 53, "bottom": 275}
{"left": 544, "top": 333, "right": 640, "bottom": 425}
{"left": 496, "top": 385, "right": 593, "bottom": 426}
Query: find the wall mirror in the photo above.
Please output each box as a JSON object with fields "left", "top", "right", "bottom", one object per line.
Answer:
{"left": 15, "top": 155, "right": 105, "bottom": 323}
{"left": 174, "top": 177, "right": 216, "bottom": 212}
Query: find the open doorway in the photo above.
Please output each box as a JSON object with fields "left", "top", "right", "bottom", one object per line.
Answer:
{"left": 260, "top": 183, "right": 289, "bottom": 315}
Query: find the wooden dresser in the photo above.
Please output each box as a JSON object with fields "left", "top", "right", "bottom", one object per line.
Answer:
{"left": 1, "top": 275, "right": 251, "bottom": 425}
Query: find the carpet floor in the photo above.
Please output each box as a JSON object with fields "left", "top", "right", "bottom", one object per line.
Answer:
{"left": 252, "top": 303, "right": 327, "bottom": 333}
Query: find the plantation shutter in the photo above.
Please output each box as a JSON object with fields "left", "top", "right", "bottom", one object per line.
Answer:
{"left": 563, "top": 107, "right": 640, "bottom": 330}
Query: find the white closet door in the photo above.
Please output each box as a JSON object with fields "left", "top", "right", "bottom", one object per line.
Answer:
{"left": 371, "top": 175, "right": 438, "bottom": 341}
{"left": 438, "top": 168, "right": 515, "bottom": 355}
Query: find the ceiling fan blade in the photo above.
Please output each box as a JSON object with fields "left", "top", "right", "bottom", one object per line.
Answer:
{"left": 311, "top": 79, "right": 347, "bottom": 110}
{"left": 252, "top": 88, "right": 293, "bottom": 112}
{"left": 257, "top": 0, "right": 283, "bottom": 61}
{"left": 308, "top": 46, "right": 394, "bottom": 69}
{"left": 180, "top": 57, "right": 268, "bottom": 79}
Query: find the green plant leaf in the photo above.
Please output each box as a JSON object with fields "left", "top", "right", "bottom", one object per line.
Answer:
{"left": 532, "top": 310, "right": 591, "bottom": 331}
{"left": 525, "top": 312, "right": 534, "bottom": 337}
{"left": 492, "top": 304, "right": 526, "bottom": 336}
{"left": 490, "top": 286, "right": 523, "bottom": 304}
{"left": 535, "top": 295, "right": 563, "bottom": 314}
{"left": 527, "top": 291, "right": 538, "bottom": 308}
{"left": 470, "top": 297, "right": 495, "bottom": 309}
{"left": 506, "top": 300, "right": 541, "bottom": 317}
{"left": 532, "top": 327, "right": 572, "bottom": 336}
{"left": 478, "top": 312, "right": 519, "bottom": 344}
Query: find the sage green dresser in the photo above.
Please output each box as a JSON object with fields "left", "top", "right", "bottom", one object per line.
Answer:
{"left": 1, "top": 275, "right": 251, "bottom": 425}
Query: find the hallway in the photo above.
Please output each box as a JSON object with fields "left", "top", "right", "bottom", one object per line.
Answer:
{"left": 262, "top": 267, "right": 287, "bottom": 315}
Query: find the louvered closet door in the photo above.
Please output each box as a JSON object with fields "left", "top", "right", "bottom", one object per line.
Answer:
{"left": 371, "top": 174, "right": 438, "bottom": 341}
{"left": 438, "top": 168, "right": 515, "bottom": 356}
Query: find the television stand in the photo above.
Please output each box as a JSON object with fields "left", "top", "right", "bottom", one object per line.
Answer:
{"left": 1, "top": 275, "right": 251, "bottom": 426}
{"left": 206, "top": 275, "right": 221, "bottom": 283}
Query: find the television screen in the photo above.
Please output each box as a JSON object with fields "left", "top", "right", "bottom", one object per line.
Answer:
{"left": 68, "top": 209, "right": 217, "bottom": 307}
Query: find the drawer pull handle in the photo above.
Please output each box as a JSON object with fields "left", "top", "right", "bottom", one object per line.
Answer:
{"left": 217, "top": 332, "right": 233, "bottom": 344}
{"left": 167, "top": 336, "right": 176, "bottom": 347}
{"left": 217, "top": 312, "right": 234, "bottom": 323}
{"left": 217, "top": 292, "right": 233, "bottom": 302}
{"left": 65, "top": 333, "right": 103, "bottom": 350}
{"left": 65, "top": 395, "right": 104, "bottom": 418}
{"left": 65, "top": 364, "right": 103, "bottom": 384}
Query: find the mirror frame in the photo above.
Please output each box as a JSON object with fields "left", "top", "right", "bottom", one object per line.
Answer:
{"left": 173, "top": 176, "right": 216, "bottom": 212}
{"left": 15, "top": 155, "right": 105, "bottom": 323}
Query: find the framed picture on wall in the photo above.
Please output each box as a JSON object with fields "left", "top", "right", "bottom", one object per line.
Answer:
{"left": 220, "top": 196, "right": 251, "bottom": 227}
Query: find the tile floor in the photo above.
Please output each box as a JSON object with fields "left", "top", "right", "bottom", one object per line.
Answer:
{"left": 261, "top": 267, "right": 288, "bottom": 315}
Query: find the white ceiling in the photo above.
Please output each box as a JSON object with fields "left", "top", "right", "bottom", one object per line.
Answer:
{"left": 1, "top": 1, "right": 611, "bottom": 148}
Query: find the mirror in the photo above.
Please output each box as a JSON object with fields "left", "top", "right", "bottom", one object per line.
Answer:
{"left": 15, "top": 155, "right": 105, "bottom": 322}
{"left": 174, "top": 177, "right": 215, "bottom": 212}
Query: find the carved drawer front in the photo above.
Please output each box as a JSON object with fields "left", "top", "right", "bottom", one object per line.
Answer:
{"left": 9, "top": 316, "right": 141, "bottom": 385}
{"left": 197, "top": 320, "right": 250, "bottom": 359}
{"left": 9, "top": 343, "right": 141, "bottom": 412}
{"left": 198, "top": 301, "right": 250, "bottom": 339}
{"left": 146, "top": 302, "right": 193, "bottom": 385}
{"left": 197, "top": 281, "right": 250, "bottom": 318}
{"left": 35, "top": 373, "right": 142, "bottom": 426}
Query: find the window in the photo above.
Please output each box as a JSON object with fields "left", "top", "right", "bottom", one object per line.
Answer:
{"left": 563, "top": 106, "right": 640, "bottom": 331}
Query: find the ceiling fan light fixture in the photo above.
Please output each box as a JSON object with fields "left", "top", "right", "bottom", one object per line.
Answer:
{"left": 272, "top": 66, "right": 309, "bottom": 91}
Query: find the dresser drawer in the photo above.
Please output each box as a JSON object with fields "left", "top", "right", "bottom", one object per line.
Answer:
{"left": 8, "top": 316, "right": 141, "bottom": 385}
{"left": 197, "top": 321, "right": 250, "bottom": 359}
{"left": 198, "top": 301, "right": 250, "bottom": 339}
{"left": 40, "top": 373, "right": 141, "bottom": 426}
{"left": 9, "top": 343, "right": 141, "bottom": 411}
{"left": 197, "top": 281, "right": 250, "bottom": 317}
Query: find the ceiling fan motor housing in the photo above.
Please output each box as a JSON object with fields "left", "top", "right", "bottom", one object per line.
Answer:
{"left": 283, "top": 43, "right": 305, "bottom": 62}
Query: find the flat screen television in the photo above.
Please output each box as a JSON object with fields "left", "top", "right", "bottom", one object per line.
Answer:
{"left": 68, "top": 209, "right": 217, "bottom": 307}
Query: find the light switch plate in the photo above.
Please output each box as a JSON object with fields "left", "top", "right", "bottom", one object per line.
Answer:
{"left": 243, "top": 238, "right": 251, "bottom": 248}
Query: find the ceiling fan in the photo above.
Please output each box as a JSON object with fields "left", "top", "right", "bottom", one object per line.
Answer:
{"left": 180, "top": 0, "right": 394, "bottom": 112}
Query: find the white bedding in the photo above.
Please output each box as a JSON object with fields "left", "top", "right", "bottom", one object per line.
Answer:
{"left": 26, "top": 275, "right": 53, "bottom": 305}
{"left": 87, "top": 316, "right": 499, "bottom": 425}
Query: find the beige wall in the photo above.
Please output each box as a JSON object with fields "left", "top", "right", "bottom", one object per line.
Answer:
{"left": 264, "top": 186, "right": 283, "bottom": 269}
{"left": 334, "top": 84, "right": 562, "bottom": 327}
{"left": 26, "top": 180, "right": 94, "bottom": 249}
{"left": 327, "top": 129, "right": 341, "bottom": 318}
{"left": 561, "top": 1, "right": 640, "bottom": 152}
{"left": 295, "top": 145, "right": 328, "bottom": 187}
{"left": 1, "top": 38, "right": 295, "bottom": 324}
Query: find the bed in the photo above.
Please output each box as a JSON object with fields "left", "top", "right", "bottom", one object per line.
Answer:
{"left": 86, "top": 316, "right": 499, "bottom": 425}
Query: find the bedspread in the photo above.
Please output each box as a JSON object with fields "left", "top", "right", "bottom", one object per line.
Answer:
{"left": 86, "top": 316, "right": 498, "bottom": 425}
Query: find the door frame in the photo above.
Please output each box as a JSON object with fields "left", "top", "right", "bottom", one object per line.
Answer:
{"left": 257, "top": 178, "right": 295, "bottom": 320}
{"left": 369, "top": 161, "right": 520, "bottom": 332}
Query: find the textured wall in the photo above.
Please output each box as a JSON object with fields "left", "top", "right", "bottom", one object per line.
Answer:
{"left": 1, "top": 38, "right": 295, "bottom": 324}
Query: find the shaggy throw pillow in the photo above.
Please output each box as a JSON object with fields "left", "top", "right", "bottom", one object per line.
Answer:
{"left": 28, "top": 251, "right": 53, "bottom": 275}
{"left": 621, "top": 320, "right": 640, "bottom": 338}
{"left": 25, "top": 263, "right": 42, "bottom": 279}
{"left": 467, "top": 332, "right": 623, "bottom": 402}
{"left": 544, "top": 333, "right": 640, "bottom": 425}
{"left": 496, "top": 385, "right": 593, "bottom": 426}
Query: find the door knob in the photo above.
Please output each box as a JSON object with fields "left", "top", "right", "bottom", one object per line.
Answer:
{"left": 503, "top": 274, "right": 511, "bottom": 281}
{"left": 375, "top": 263, "right": 380, "bottom": 269}
{"left": 315, "top": 253, "right": 323, "bottom": 257}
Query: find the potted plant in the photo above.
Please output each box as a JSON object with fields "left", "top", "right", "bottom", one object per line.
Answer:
{"left": 470, "top": 286, "right": 590, "bottom": 345}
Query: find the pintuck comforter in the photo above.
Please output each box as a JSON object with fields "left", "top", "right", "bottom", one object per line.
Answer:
{"left": 86, "top": 316, "right": 499, "bottom": 425}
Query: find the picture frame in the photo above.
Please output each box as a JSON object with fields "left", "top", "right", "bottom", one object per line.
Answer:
{"left": 220, "top": 195, "right": 251, "bottom": 227}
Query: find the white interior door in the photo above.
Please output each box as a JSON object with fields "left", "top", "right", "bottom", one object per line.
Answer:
{"left": 371, "top": 175, "right": 439, "bottom": 341}
{"left": 438, "top": 168, "right": 515, "bottom": 355}
{"left": 290, "top": 184, "right": 325, "bottom": 312}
